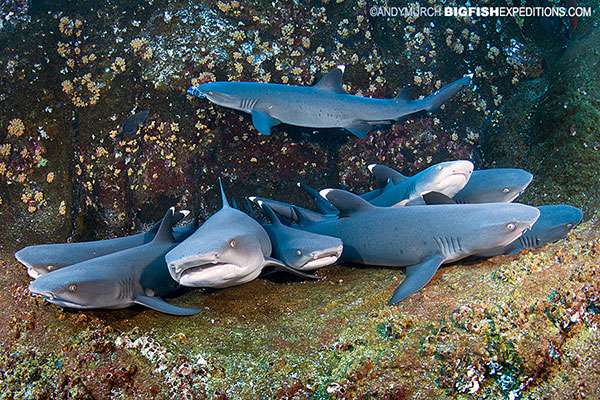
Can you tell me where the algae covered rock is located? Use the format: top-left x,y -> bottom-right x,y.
1,217 -> 598,398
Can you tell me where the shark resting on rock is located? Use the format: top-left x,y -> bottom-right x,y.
293,189 -> 540,305
187,66 -> 473,138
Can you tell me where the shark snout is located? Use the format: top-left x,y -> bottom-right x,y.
28,280 -> 56,300
445,160 -> 474,177
169,252 -> 220,273
516,206 -> 541,232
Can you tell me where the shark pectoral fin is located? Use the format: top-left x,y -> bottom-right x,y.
134,295 -> 200,316
264,257 -> 320,280
422,192 -> 457,205
251,110 -> 280,135
345,121 -> 372,139
389,255 -> 444,305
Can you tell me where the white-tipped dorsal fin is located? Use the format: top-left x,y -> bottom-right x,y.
259,203 -> 282,226
314,67 -> 346,94
320,189 -> 375,217
368,164 -> 407,185
218,178 -> 230,208
153,207 -> 176,243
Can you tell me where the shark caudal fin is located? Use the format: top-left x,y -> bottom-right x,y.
421,74 -> 472,112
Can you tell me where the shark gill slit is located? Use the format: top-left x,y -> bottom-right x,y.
434,236 -> 462,258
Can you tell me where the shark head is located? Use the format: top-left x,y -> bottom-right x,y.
187,82 -> 242,109
273,229 -> 343,271
28,266 -> 124,310
458,168 -> 533,203
15,245 -> 69,279
460,203 -> 541,254
527,205 -> 583,245
166,229 -> 266,288
413,160 -> 474,198
167,179 -> 270,288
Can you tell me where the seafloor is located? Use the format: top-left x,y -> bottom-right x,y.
0,0 -> 598,399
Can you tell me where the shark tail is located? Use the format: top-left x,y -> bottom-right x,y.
421,74 -> 473,112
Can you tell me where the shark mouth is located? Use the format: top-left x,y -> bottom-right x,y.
27,268 -> 41,279
170,258 -> 242,286
29,289 -> 87,309
300,246 -> 343,270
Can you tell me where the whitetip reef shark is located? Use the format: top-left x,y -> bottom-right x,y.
15,213 -> 197,279
367,164 -> 533,204
28,208 -> 201,316
165,179 -> 315,288
187,66 -> 473,138
293,189 -> 540,304
251,200 -> 343,271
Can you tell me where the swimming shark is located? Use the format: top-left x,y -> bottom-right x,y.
294,189 -> 540,304
165,180 -> 309,288
28,208 -> 200,316
366,160 -> 474,207
187,66 -> 473,138
15,214 -> 197,279
369,164 -> 533,204
253,201 -> 343,271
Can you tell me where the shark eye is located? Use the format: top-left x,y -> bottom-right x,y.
296,249 -> 302,256
229,239 -> 237,248
502,187 -> 511,193
68,284 -> 77,292
506,223 -> 516,231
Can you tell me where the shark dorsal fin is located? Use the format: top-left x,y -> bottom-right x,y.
242,198 -> 261,221
423,192 -> 457,205
291,205 -> 317,225
218,178 -> 230,208
395,87 -> 413,102
314,66 -> 346,94
298,182 -> 339,215
320,189 -> 375,217
258,201 -> 282,226
368,164 -> 407,185
153,207 -> 184,243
